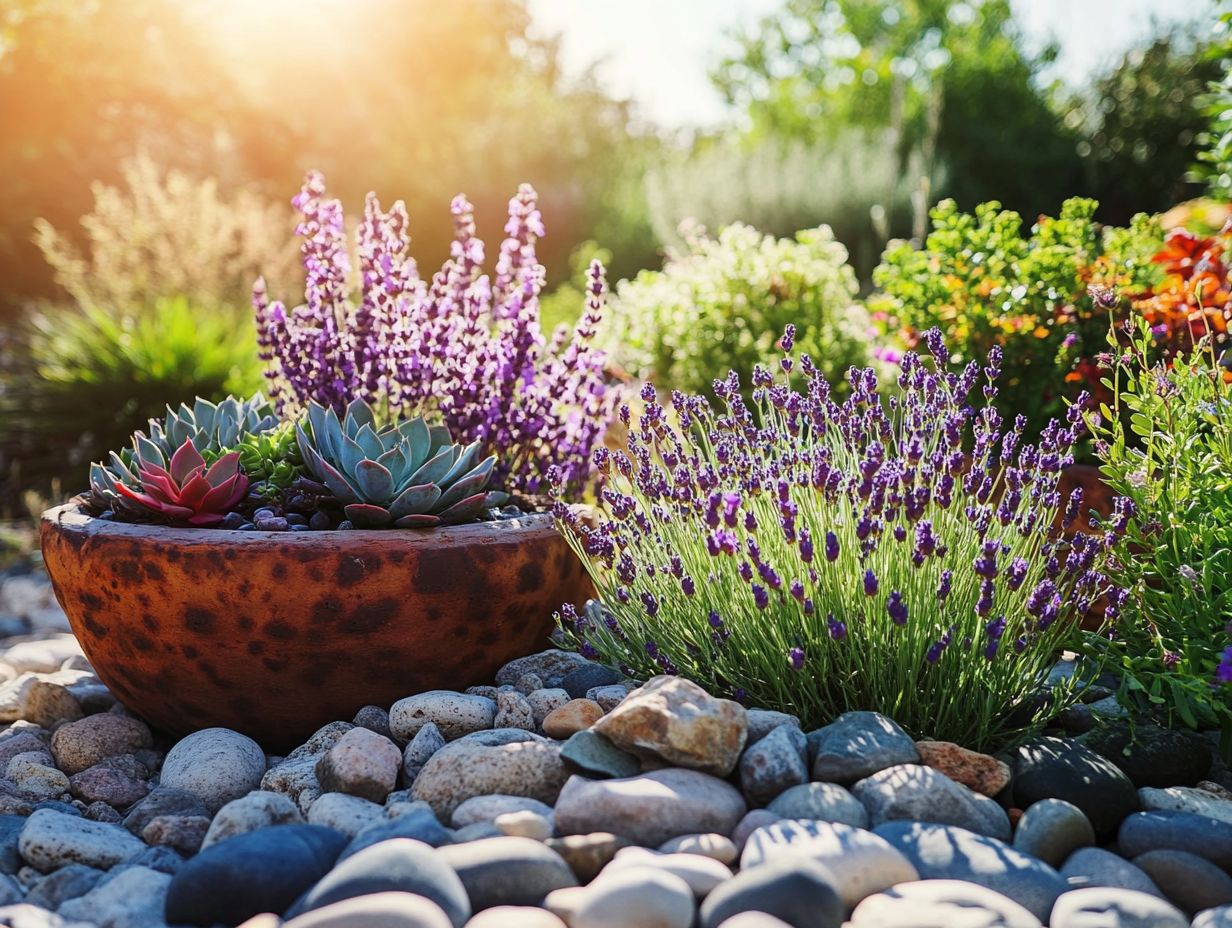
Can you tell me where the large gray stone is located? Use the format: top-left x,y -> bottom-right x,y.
411,731 -> 568,821
740,819 -> 917,911
58,866 -> 171,928
281,891 -> 453,928
1133,849 -> 1232,915
739,727 -> 808,806
556,769 -> 747,848
807,712 -> 918,784
1118,811 -> 1232,870
17,808 -> 145,872
159,728 -> 266,814
764,782 -> 866,827
202,790 -> 305,849
874,821 -> 1067,923
390,692 -> 497,742
1059,847 -> 1164,899
1138,787 -> 1232,825
853,764 -> 1010,840
574,867 -> 696,928
496,651 -> 595,689
284,837 -> 470,928
437,836 -> 577,910
1013,799 -> 1095,867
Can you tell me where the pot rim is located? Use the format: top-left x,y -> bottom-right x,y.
41,501 -> 565,549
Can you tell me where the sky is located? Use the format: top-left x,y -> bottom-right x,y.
526,0 -> 1215,128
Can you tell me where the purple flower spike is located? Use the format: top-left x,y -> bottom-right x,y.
887,591 -> 908,626
788,646 -> 806,671
863,568 -> 879,596
825,531 -> 840,562
1217,647 -> 1232,685
827,614 -> 847,641
258,173 -> 613,496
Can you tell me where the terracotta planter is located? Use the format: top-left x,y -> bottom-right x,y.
40,503 -> 592,750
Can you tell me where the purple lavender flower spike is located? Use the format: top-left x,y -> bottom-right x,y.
827,614 -> 847,641
825,531 -> 840,562
887,591 -> 908,626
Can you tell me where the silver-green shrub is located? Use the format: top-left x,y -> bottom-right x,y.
604,221 -> 871,399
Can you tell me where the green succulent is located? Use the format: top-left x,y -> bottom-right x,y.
89,394 -> 277,516
216,421 -> 303,497
295,399 -> 500,528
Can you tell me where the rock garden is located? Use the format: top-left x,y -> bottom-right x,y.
5,126 -> 1232,928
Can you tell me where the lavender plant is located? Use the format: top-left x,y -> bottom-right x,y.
553,327 -> 1127,749
254,172 -> 613,496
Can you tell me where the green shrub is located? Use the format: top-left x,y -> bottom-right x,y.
1195,14 -> 1232,202
1,156 -> 287,507
0,299 -> 261,505
32,153 -> 300,312
871,198 -> 1163,442
1084,315 -> 1232,733
605,222 -> 870,400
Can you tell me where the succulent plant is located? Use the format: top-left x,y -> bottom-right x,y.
150,395 -> 278,453
295,399 -> 500,528
113,439 -> 250,526
216,421 -> 303,498
89,394 -> 276,517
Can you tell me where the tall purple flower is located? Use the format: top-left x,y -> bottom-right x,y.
887,591 -> 908,626
825,531 -> 840,562
256,173 -> 614,496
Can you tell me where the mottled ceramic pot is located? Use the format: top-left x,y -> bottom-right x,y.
41,503 -> 592,749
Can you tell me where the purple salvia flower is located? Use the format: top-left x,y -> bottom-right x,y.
258,173 -> 612,496
780,324 -> 796,353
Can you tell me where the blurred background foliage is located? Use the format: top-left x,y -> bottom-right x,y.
0,0 -> 1228,510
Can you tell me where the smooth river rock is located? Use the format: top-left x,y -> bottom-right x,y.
555,769 -> 747,847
